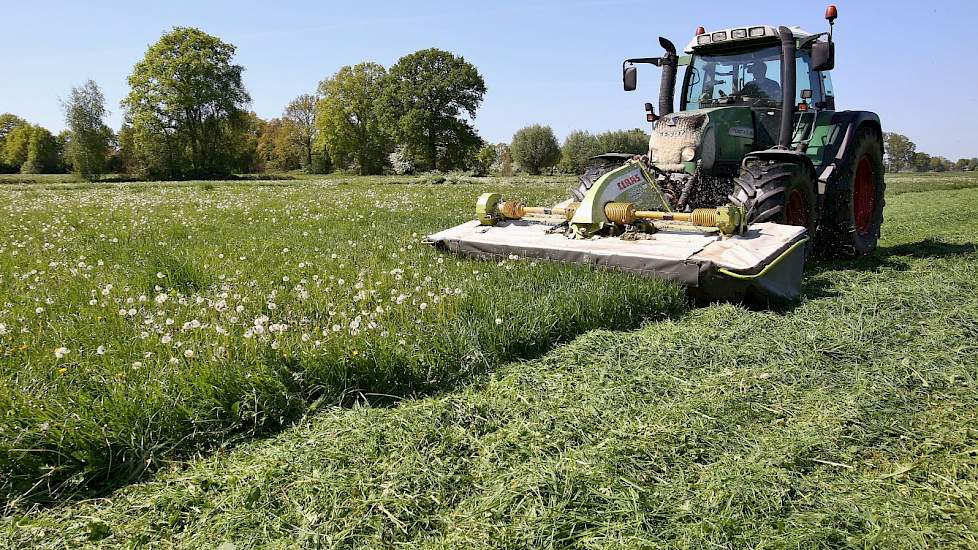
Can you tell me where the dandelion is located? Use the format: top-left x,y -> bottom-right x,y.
161,334 -> 172,344
54,346 -> 69,359
35,307 -> 44,314
58,367 -> 68,375
155,293 -> 168,304
184,349 -> 194,359
495,318 -> 503,325
96,345 -> 106,355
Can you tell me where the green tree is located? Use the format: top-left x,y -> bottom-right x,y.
21,126 -> 59,174
316,63 -> 389,175
510,125 -> 560,175
380,48 -> 486,171
929,156 -> 948,172
3,124 -> 33,170
559,130 -> 602,174
912,152 -> 931,172
122,27 -> 250,179
63,80 -> 113,181
258,117 -> 303,171
230,111 -> 265,173
883,132 -> 916,172
473,144 -> 497,176
0,113 -> 29,172
284,94 -> 318,170
969,158 -> 978,171
597,129 -> 649,155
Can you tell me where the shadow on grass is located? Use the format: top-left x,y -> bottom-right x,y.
799,239 -> 977,301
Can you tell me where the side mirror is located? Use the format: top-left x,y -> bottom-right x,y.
800,89 -> 813,99
811,41 -> 834,71
623,66 -> 637,91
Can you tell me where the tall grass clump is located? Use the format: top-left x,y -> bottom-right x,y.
0,176 -> 685,504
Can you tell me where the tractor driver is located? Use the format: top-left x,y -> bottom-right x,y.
743,62 -> 781,99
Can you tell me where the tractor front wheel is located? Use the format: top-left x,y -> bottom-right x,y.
729,160 -> 817,251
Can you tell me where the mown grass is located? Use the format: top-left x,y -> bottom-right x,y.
0,174 -> 684,505
2,179 -> 976,547
885,170 -> 978,195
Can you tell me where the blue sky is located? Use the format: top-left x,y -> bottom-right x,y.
2,0 -> 976,159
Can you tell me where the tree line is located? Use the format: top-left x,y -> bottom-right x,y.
884,132 -> 977,173
0,26 -> 658,181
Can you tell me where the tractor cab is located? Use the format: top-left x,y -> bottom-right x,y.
681,26 -> 836,151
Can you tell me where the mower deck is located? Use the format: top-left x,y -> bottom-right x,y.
427,220 -> 808,300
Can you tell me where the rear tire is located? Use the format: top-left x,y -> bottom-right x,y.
820,128 -> 885,257
729,160 -> 817,250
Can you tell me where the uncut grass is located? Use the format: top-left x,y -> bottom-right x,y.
0,176 -> 684,504
5,186 -> 976,548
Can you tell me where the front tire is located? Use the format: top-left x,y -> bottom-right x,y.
729,160 -> 817,247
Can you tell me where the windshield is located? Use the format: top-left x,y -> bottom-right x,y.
685,46 -> 784,109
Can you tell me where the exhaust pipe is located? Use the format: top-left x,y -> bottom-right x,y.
658,37 -> 678,116
777,26 -> 796,148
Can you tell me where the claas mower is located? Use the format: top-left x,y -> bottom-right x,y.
428,5 -> 885,300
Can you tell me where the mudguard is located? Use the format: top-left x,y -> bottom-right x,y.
817,111 -> 882,191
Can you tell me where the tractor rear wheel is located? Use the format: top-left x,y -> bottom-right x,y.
820,128 -> 885,257
729,160 -> 817,249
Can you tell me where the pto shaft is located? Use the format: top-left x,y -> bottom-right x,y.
604,202 -> 745,236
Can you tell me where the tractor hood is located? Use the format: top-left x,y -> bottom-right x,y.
649,107 -> 759,174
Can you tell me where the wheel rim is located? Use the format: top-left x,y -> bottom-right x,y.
785,188 -> 810,227
853,156 -> 876,234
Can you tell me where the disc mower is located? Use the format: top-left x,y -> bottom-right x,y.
428,5 -> 885,300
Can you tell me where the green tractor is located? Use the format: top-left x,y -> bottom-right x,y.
429,5 -> 883,300
595,4 -> 885,256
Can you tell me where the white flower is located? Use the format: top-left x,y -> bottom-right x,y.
96,345 -> 106,355
271,341 -> 280,350
35,307 -> 44,314
184,349 -> 194,358
420,303 -> 428,311
155,293 -> 168,304
161,334 -> 172,344
54,347 -> 69,359
495,318 -> 503,325
132,362 -> 142,369
0,323 -> 7,336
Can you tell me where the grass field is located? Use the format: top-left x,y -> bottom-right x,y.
0,174 -> 684,505
2,172 -> 978,547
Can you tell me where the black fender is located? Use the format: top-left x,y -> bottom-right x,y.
818,111 -> 882,190
741,149 -> 817,180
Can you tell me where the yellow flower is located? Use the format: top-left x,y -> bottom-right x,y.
58,367 -> 68,375
351,350 -> 359,357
